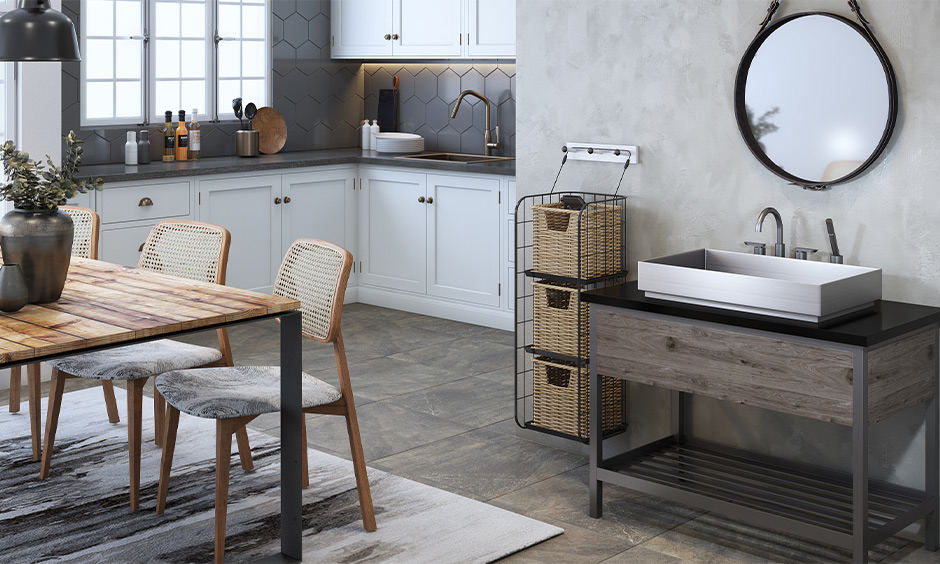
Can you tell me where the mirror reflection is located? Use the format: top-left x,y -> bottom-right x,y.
737,13 -> 896,187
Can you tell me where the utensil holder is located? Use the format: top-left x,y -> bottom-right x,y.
236,129 -> 259,157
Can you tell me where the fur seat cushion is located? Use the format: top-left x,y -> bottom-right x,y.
49,340 -> 223,381
155,366 -> 342,419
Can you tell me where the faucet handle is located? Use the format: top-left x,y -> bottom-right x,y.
487,125 -> 501,149
744,241 -> 766,255
794,247 -> 818,260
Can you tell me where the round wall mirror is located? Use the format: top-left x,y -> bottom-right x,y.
734,12 -> 898,189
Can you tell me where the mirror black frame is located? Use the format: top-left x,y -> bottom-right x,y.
734,12 -> 899,190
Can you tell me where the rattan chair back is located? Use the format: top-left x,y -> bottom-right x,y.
273,239 -> 353,343
138,220 -> 231,285
60,206 -> 100,260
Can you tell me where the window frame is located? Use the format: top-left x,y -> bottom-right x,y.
79,0 -> 271,127
1,62 -> 15,144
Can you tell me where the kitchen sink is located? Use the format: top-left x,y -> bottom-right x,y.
396,152 -> 515,164
637,249 -> 882,323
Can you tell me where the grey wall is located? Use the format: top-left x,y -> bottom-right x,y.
363,62 -> 516,156
518,0 -> 940,491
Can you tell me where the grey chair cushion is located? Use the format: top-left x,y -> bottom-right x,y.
154,366 -> 342,419
49,340 -> 223,381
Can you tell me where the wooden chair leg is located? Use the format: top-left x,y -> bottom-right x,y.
235,426 -> 253,471
215,419 -> 235,564
27,363 -> 42,461
40,369 -> 67,479
301,415 -> 309,488
156,405 -> 181,515
9,366 -> 20,413
154,388 -> 166,447
127,378 -> 146,510
102,381 -> 120,424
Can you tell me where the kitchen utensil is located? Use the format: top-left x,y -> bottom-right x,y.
245,102 -> 257,130
372,132 -> 424,153
253,107 -> 287,154
232,97 -> 243,128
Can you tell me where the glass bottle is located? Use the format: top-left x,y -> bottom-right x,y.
189,108 -> 201,160
162,111 -> 175,162
175,110 -> 189,162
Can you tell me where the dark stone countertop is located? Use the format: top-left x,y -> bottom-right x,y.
583,281 -> 940,348
80,149 -> 516,183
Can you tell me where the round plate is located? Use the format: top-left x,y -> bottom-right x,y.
253,107 -> 287,154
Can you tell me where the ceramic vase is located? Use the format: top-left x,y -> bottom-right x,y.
0,263 -> 29,312
0,209 -> 74,303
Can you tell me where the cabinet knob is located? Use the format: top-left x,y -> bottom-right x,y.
274,197 -> 282,205
384,33 -> 391,40
391,33 -> 399,40
426,196 -> 433,204
138,197 -> 153,207
418,196 -> 425,203
283,196 -> 291,204
138,242 -> 145,252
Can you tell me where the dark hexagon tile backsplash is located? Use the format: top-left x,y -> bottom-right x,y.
62,0 -> 515,165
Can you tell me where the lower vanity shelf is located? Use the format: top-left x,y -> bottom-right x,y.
598,435 -> 932,549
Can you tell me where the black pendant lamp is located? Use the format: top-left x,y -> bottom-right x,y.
0,0 -> 80,61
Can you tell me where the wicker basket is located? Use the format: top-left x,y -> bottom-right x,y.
532,356 -> 626,439
532,201 -> 623,279
532,280 -> 588,358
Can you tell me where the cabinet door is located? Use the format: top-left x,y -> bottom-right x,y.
467,0 -> 515,58
394,0 -> 462,58
198,175 -> 281,294
282,167 -> 357,257
332,0 -> 394,58
426,173 -> 500,306
99,224 -> 156,267
359,168 -> 427,293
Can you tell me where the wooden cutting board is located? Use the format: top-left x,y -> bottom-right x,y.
253,107 -> 287,154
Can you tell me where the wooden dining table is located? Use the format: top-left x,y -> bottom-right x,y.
1,257 -> 306,560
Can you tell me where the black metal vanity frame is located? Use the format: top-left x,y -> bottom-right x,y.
585,283 -> 940,563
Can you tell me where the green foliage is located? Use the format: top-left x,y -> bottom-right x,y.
1,131 -> 103,211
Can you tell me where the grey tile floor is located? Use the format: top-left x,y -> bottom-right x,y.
4,303 -> 940,563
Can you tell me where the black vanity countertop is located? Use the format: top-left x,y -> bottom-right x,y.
79,149 -> 516,183
583,281 -> 940,348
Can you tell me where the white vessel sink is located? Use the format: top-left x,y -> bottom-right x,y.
637,249 -> 882,323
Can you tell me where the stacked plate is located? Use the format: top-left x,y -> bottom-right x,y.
374,132 -> 424,154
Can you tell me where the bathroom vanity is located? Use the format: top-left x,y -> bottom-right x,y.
584,282 -> 940,562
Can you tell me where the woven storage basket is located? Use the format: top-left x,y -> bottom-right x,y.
532,280 -> 588,358
532,356 -> 625,439
532,201 -> 623,279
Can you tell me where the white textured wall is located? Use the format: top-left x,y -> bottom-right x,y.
518,0 -> 940,490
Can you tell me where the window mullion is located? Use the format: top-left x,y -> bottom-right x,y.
211,0 -> 219,121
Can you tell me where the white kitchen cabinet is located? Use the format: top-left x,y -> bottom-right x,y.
426,173 -> 500,306
97,178 -> 194,266
359,167 -> 501,309
467,0 -> 516,58
198,174 -> 282,293
198,166 -> 357,294
332,0 -> 511,59
358,168 -> 427,293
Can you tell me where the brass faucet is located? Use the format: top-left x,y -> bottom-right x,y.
450,89 -> 501,156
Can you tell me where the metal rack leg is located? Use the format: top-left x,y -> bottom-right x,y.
852,348 -> 870,563
589,311 -> 602,518
927,326 -> 940,551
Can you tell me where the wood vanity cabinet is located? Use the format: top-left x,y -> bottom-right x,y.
331,0 -> 514,59
584,285 -> 940,563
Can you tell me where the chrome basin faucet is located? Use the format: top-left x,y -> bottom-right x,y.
451,89 -> 501,156
756,207 -> 786,257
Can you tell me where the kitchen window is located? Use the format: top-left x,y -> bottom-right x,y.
0,62 -> 12,143
80,0 -> 270,127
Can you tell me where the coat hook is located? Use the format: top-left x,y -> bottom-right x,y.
587,147 -> 594,154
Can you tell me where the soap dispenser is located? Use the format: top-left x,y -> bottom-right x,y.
370,119 -> 380,149
361,120 -> 371,150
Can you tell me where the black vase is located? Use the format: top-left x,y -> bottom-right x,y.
0,209 -> 74,303
0,263 -> 29,312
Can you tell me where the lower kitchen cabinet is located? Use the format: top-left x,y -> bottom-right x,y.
197,166 -> 357,294
359,166 -> 502,310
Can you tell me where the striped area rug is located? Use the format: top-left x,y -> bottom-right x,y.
1,387 -> 562,563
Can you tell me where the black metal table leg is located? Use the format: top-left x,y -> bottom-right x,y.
280,311 -> 303,560
589,310 -> 602,518
853,348 -> 870,564
926,326 -> 940,552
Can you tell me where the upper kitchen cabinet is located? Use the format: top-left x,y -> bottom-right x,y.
331,0 -> 514,59
467,0 -> 515,58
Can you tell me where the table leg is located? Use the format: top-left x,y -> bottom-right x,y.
280,311 -> 303,559
589,310 -> 602,518
852,348 -> 870,564
926,326 -> 940,551
27,364 -> 41,461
